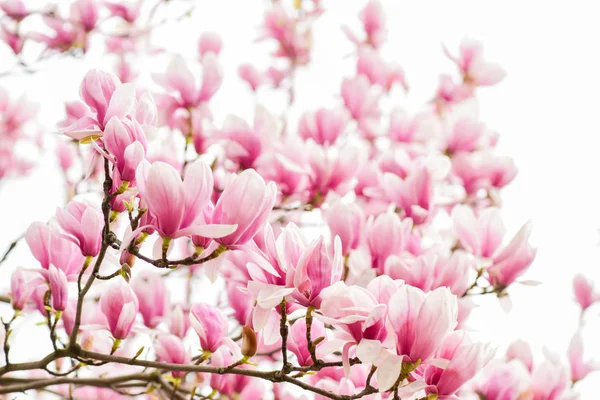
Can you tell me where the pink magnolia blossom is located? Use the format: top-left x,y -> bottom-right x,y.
529,360 -> 572,400
505,339 -> 534,372
292,236 -> 343,308
0,24 -> 23,54
154,334 -> 190,378
573,274 -> 600,312
25,222 -> 84,276
70,0 -> 99,32
135,159 -> 237,239
238,64 -> 265,92
423,331 -> 495,398
445,116 -> 486,153
0,0 -> 28,21
10,268 -> 41,310
167,304 -> 190,339
30,16 -> 85,53
365,211 -> 413,273
56,201 -> 103,257
343,0 -> 386,48
99,279 -> 139,340
357,47 -> 407,92
103,117 -> 147,182
153,54 -> 222,109
451,205 -> 505,258
63,70 -> 137,137
382,168 -> 433,225
325,201 -> 364,256
220,107 -> 278,169
105,1 -> 141,23
444,38 -> 507,87
189,303 -> 228,353
131,270 -> 169,328
475,360 -> 531,400
288,317 -> 326,367
48,265 -> 69,312
261,4 -> 311,63
211,169 -> 277,246
385,251 -> 473,296
568,331 -> 597,382
387,109 -> 423,144
198,31 -> 222,57
451,151 -> 517,195
298,108 -> 349,146
487,222 -> 537,289
388,285 -> 457,364
341,75 -> 380,124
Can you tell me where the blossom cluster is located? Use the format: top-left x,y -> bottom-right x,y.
0,1 -> 597,399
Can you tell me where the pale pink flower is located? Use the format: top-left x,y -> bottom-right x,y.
387,109 -> 422,143
100,279 -> 139,339
238,64 -> 265,92
0,24 -> 23,54
341,75 -> 380,123
154,334 -> 190,378
342,0 -> 386,48
451,151 -> 517,195
221,107 -> 278,169
10,268 -> 41,310
451,205 -> 505,258
475,360 -> 531,400
167,304 -> 190,339
48,265 -> 69,312
198,31 -> 222,57
573,274 -> 600,312
385,251 -> 473,296
105,1 -> 141,23
357,47 -> 407,91
189,303 -> 228,353
288,317 -> 326,367
423,331 -> 495,397
25,222 -> 84,276
444,38 -> 506,87
487,222 -> 537,288
325,201 -> 364,256
153,54 -> 222,109
388,286 -> 457,363
568,331 -> 597,382
70,0 -> 99,32
446,116 -> 485,153
211,169 -> 276,246
254,137 -> 308,198
298,108 -> 348,146
382,168 -> 433,225
56,201 -> 103,257
506,339 -> 534,372
29,16 -> 85,53
0,0 -> 28,21
103,117 -> 147,182
530,360 -> 571,400
131,270 -> 169,328
135,159 -> 237,239
365,211 -> 412,273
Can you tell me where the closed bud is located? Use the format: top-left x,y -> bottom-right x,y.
241,326 -> 257,357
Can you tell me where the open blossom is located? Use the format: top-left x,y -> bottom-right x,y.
341,75 -> 380,124
424,331 -> 495,398
451,205 -> 505,258
105,1 -> 141,23
298,108 -> 348,146
153,54 -> 222,109
487,222 -> 537,288
0,0 -> 28,21
56,201 -> 103,257
383,168 -> 433,225
189,303 -> 229,353
365,211 -> 413,273
325,201 -> 364,256
25,222 -> 84,276
131,270 -> 169,328
357,47 -> 407,92
475,360 -> 531,400
292,236 -> 343,308
343,0 -> 386,48
136,160 -> 237,239
10,268 -> 41,310
451,151 -> 517,195
211,169 -> 277,246
444,37 -> 506,87
198,31 -> 222,57
506,339 -> 534,372
99,279 -> 139,340
63,70 -> 136,136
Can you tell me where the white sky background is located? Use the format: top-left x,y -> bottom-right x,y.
1,0 -> 600,397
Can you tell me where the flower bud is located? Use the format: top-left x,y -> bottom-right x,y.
241,325 -> 257,357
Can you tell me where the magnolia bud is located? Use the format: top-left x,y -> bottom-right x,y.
241,326 -> 257,357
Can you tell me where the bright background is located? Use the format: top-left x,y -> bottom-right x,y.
1,0 -> 600,397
